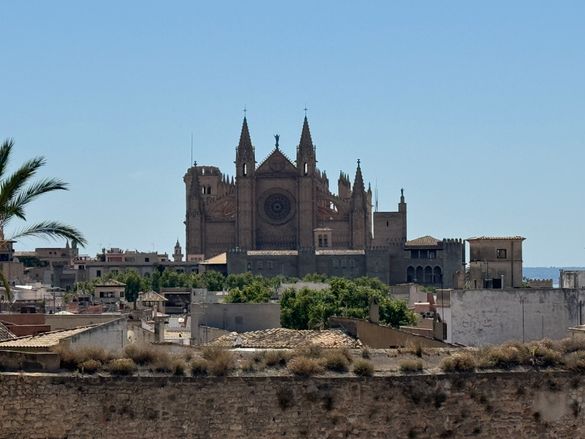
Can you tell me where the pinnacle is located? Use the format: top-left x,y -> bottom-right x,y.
238,116 -> 253,151
352,159 -> 365,194
299,116 -> 314,151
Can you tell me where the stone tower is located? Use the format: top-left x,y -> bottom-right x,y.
235,117 -> 256,249
173,240 -> 183,262
296,116 -> 317,248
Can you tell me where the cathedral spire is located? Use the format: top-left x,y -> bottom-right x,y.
353,159 -> 365,194
299,116 -> 314,153
297,115 -> 316,176
238,116 -> 253,153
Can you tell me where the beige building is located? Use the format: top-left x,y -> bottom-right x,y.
467,236 -> 525,288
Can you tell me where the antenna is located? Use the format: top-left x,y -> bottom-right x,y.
190,132 -> 194,166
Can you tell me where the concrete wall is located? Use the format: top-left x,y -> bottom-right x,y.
329,317 -> 448,348
446,288 -> 585,346
2,372 -> 585,438
191,303 -> 280,341
46,314 -> 122,330
64,318 -> 127,353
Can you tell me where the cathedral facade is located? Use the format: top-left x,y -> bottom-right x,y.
185,116 -> 464,286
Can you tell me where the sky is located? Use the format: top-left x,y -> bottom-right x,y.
1,1 -> 584,266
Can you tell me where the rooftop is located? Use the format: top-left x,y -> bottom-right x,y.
137,291 -> 168,302
405,236 -> 440,247
0,325 -> 97,350
0,322 -> 16,341
94,280 -> 126,287
200,252 -> 227,265
208,328 -> 361,349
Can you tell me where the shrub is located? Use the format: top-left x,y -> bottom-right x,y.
53,346 -> 79,370
407,342 -> 424,358
440,352 -> 476,373
399,359 -> 423,373
560,337 -> 585,354
361,348 -> 371,359
241,358 -> 258,372
124,344 -> 159,365
566,351 -> 585,373
322,350 -> 350,373
264,350 -> 291,367
353,359 -> 374,377
109,358 -> 137,376
191,359 -> 209,376
476,343 -> 529,370
78,359 -> 101,374
287,357 -> 324,376
150,351 -> 173,373
171,358 -> 187,376
294,344 -> 323,360
206,349 -> 234,376
75,346 -> 110,364
529,345 -> 563,368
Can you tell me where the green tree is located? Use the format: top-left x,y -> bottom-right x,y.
201,270 -> 225,291
121,270 -> 142,303
0,139 -> 86,300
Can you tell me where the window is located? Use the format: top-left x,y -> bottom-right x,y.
318,236 -> 323,247
96,270 -> 102,277
243,163 -> 248,176
323,235 -> 328,247
496,249 -> 507,259
145,257 -> 150,263
303,162 -> 308,175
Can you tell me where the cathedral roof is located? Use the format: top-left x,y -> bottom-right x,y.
256,148 -> 297,175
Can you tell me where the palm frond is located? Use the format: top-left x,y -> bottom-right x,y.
0,156 -> 45,217
0,139 -> 14,181
3,178 -> 68,221
10,221 -> 87,246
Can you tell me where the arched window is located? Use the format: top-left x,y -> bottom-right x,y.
407,266 -> 415,282
243,163 -> 248,176
433,266 -> 442,284
424,266 -> 433,284
201,187 -> 205,194
207,186 -> 212,195
415,266 -> 423,283
303,162 -> 308,175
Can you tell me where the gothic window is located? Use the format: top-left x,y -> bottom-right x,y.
303,162 -> 308,175
318,236 -> 323,247
433,267 -> 442,284
201,187 -> 206,194
243,163 -> 248,176
415,266 -> 423,283
207,186 -> 212,195
407,266 -> 415,282
324,235 -> 328,247
424,266 -> 433,284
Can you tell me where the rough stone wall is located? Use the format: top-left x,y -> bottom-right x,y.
1,372 -> 585,438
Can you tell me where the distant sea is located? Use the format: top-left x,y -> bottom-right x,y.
523,267 -> 585,287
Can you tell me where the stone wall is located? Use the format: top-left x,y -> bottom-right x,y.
1,372 -> 585,438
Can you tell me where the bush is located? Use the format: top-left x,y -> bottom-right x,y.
171,358 -> 187,376
294,344 -> 323,360
353,359 -> 374,377
287,357 -> 324,376
529,345 -> 563,368
124,344 -> 160,365
109,358 -> 137,376
399,359 -> 423,373
150,351 -> 173,373
440,352 -> 476,373
361,348 -> 371,359
476,343 -> 529,370
191,359 -> 209,376
78,359 -> 101,374
560,337 -> 585,354
205,349 -> 234,376
264,350 -> 291,367
407,342 -> 424,358
322,350 -> 350,373
565,352 -> 585,373
75,346 -> 110,364
53,346 -> 79,371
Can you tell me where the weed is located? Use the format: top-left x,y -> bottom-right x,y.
190,359 -> 209,376
109,358 -> 136,376
322,350 -> 350,373
399,359 -> 423,373
78,359 -> 101,374
440,352 -> 476,373
352,359 -> 374,377
287,357 -> 324,376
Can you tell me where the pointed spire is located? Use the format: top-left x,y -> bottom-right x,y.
299,116 -> 314,151
400,188 -> 405,203
353,159 -> 364,193
238,116 -> 253,152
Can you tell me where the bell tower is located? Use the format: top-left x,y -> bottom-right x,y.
235,116 -> 256,249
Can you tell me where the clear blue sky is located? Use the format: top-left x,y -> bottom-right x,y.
1,1 -> 584,266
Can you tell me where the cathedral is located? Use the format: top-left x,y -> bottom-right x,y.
185,116 -> 464,286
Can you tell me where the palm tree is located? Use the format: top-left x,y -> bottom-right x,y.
0,138 -> 86,302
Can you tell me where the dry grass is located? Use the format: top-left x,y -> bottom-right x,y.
204,348 -> 234,376
527,343 -> 563,368
322,350 -> 351,373
352,359 -> 374,377
78,359 -> 101,374
406,342 -> 424,358
108,358 -> 136,376
476,343 -> 529,370
440,352 -> 476,373
560,337 -> 585,354
287,356 -> 324,376
124,344 -> 160,365
565,351 -> 585,373
294,344 -> 323,360
263,350 -> 291,367
399,359 -> 423,374
190,359 -> 209,376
